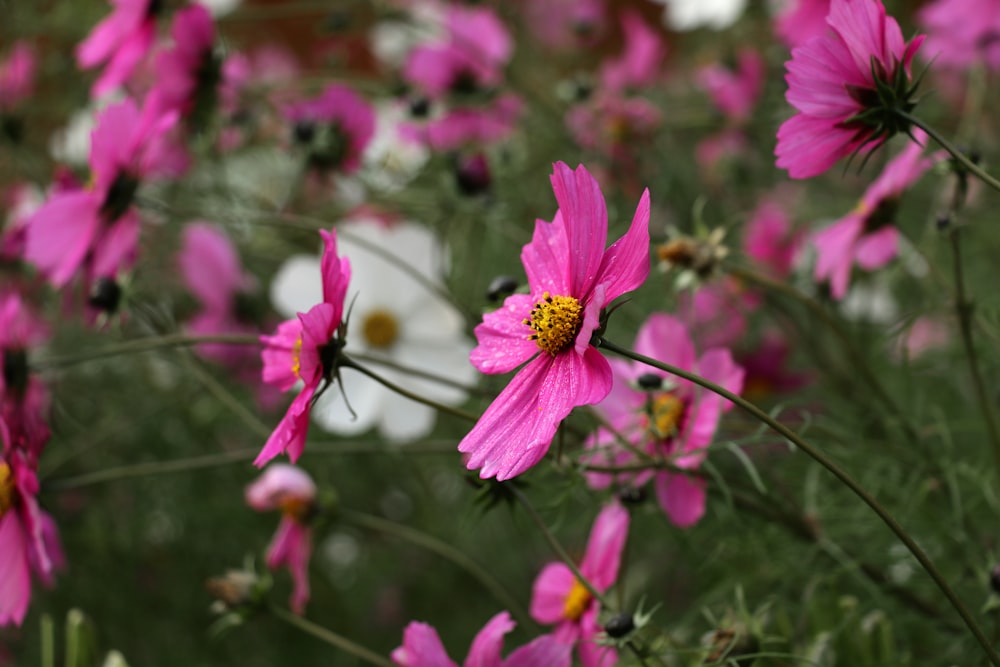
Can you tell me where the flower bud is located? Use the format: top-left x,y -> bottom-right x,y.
604,612 -> 635,638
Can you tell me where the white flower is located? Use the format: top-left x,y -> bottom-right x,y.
194,0 -> 242,17
652,0 -> 747,31
270,218 -> 475,442
361,103 -> 429,193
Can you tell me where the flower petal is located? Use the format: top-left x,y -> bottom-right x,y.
529,562 -> 575,624
549,163 -> 608,297
593,188 -> 650,303
464,611 -> 514,667
470,294 -> 539,375
392,622 -> 458,667
655,471 -> 707,528
579,502 -> 629,590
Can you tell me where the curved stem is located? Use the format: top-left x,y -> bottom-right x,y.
32,334 -> 261,370
898,111 -> 1000,193
509,486 -> 614,612
270,606 -> 395,667
351,352 -> 484,395
339,509 -> 536,632
341,356 -> 479,423
597,337 -> 1000,666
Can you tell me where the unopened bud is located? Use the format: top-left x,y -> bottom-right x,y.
455,153 -> 491,196
89,277 -> 122,314
604,613 -> 635,638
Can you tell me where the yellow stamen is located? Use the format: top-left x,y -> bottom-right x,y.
362,309 -> 400,349
650,393 -> 684,440
291,336 -> 304,379
0,462 -> 14,517
562,579 -> 592,621
524,292 -> 583,356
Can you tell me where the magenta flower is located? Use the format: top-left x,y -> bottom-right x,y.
76,0 -> 160,98
773,0 -> 830,49
530,502 -> 628,667
0,445 -> 64,627
918,0 -> 1000,71
697,49 -> 765,124
245,464 -> 317,615
598,10 -> 666,93
813,129 -> 941,299
583,315 -> 744,527
258,229 -> 350,466
743,198 -> 804,280
0,292 -> 51,464
775,0 -> 925,179
392,611 -> 570,667
0,42 -> 36,111
284,85 -> 375,174
458,162 -> 650,481
402,94 -> 523,151
147,5 -> 217,119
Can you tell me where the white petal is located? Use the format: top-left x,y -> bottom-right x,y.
270,255 -> 323,318
311,369 -> 382,435
377,389 -> 438,442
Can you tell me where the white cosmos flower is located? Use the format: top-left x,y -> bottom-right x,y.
652,0 -> 746,31
270,218 -> 475,442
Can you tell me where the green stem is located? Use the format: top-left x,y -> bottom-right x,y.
948,229 -> 1000,480
342,357 -> 479,423
510,486 -> 614,612
32,334 -> 261,370
597,337 -> 1000,666
270,606 -> 395,667
340,509 -> 536,632
352,352 -> 484,395
899,111 -> 1000,194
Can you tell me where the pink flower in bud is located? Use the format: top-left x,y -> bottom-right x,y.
393,611 -> 570,667
245,464 -> 316,615
76,0 -> 161,98
0,42 -> 36,111
530,502 -> 628,667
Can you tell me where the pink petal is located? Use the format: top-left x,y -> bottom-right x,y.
579,502 -> 629,590
549,163 -> 608,298
265,518 -> 312,614
655,471 -> 707,528
25,191 -> 102,287
392,622 -> 458,667
319,229 -> 351,322
0,513 -> 30,626
464,611 -> 514,667
813,214 -> 864,299
521,214 -> 572,297
245,464 -> 316,511
593,188 -> 650,304
91,20 -> 156,98
633,313 -> 696,391
90,208 -> 141,277
853,225 -> 898,270
179,223 -> 249,311
254,382 -> 316,466
776,114 -> 866,180
529,562 -> 575,624
577,608 -> 618,667
501,634 -> 572,667
261,318 -> 305,391
470,294 -> 539,374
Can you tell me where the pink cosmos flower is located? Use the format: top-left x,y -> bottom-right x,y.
813,129 -> 941,299
521,0 -> 605,52
697,49 -> 765,124
566,95 -> 661,164
401,94 -> 523,151
676,278 -> 755,351
0,42 -> 36,111
284,85 -> 375,175
458,162 -> 650,481
245,464 -> 317,615
583,314 -> 744,527
1,184 -> 43,262
775,0 -> 925,179
392,611 -> 571,667
530,502 -> 628,667
147,5 -> 217,119
918,0 -> 1000,71
0,444 -> 64,627
743,199 -> 804,280
25,97 -> 182,288
257,229 -> 350,466
773,0 -> 830,49
76,0 -> 160,98
0,292 -> 51,464
599,11 -> 666,93
738,330 -> 810,400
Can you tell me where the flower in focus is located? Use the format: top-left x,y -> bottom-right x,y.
772,0 -> 830,49
76,0 -> 161,98
775,0 -> 925,179
530,502 -> 628,667
459,162 -> 650,481
812,129 -> 941,299
583,314 -> 744,527
918,0 -> 1000,71
392,611 -> 570,667
270,218 -> 475,442
258,229 -> 350,466
245,464 -> 317,615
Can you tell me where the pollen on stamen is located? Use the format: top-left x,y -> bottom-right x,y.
0,461 -> 14,517
525,291 -> 583,355
290,336 -> 304,379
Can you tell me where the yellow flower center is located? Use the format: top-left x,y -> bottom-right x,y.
363,309 -> 399,349
277,495 -> 313,523
524,292 -> 583,356
291,335 -> 304,379
562,578 -> 592,621
650,393 -> 684,440
0,462 -> 14,518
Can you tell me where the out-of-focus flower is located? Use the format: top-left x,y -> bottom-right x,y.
392,611 -> 571,667
459,163 -> 650,480
743,198 -> 804,280
652,0 -> 747,31
0,42 -> 36,112
0,292 -> 51,463
775,0 -> 925,179
147,5 -> 218,122
284,85 -> 375,175
76,0 -> 161,98
258,229 -> 350,466
599,11 -> 667,93
194,0 -> 242,17
812,130 -> 941,299
697,49 -> 764,124
270,218 -> 475,442
245,464 -> 317,614
772,0 -> 830,49
0,445 -> 64,627
893,316 -> 950,360
738,329 -> 810,400
530,502 -> 629,667
401,93 -> 523,152
676,277 -> 754,351
918,0 -> 1000,71
584,314 -> 744,527
1,184 -> 43,262
361,103 -> 429,192
520,0 -> 606,52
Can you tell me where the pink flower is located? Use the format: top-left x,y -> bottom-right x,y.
0,292 -> 51,464
0,446 -> 64,627
599,11 -> 666,93
392,611 -> 571,667
775,0 -> 925,179
529,502 -> 628,667
147,5 -> 217,119
566,95 -> 661,163
402,94 -> 522,151
773,0 -> 830,49
257,230 -> 350,466
245,464 -> 317,614
743,199 -> 804,280
284,85 -> 375,174
813,129 -> 941,299
696,49 -> 765,124
458,162 -> 650,481
521,0 -> 606,52
676,278 -> 754,351
918,0 -> 1000,71
583,314 -> 744,527
0,42 -> 36,111
76,0 -> 160,98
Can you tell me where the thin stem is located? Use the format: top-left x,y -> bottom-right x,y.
270,606 -> 395,667
899,111 -> 1000,193
342,357 -> 479,423
597,337 -> 1000,666
32,334 -> 261,370
351,352 -> 484,395
948,229 -> 1000,480
339,509 -> 536,632
509,486 -> 613,612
